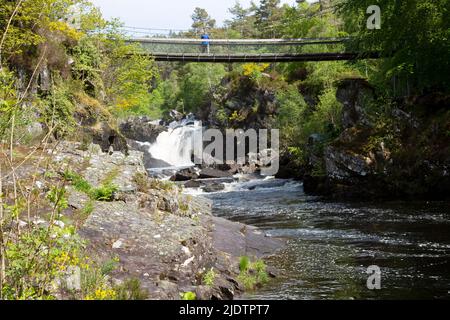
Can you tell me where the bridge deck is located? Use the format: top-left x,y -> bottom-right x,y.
149,52 -> 379,63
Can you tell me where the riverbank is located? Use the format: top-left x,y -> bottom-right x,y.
39,141 -> 284,299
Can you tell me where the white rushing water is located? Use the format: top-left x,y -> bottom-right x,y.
148,118 -> 202,167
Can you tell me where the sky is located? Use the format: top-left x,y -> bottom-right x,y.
90,0 -> 305,32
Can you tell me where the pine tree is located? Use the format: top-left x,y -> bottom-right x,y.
191,7 -> 216,35
255,0 -> 282,38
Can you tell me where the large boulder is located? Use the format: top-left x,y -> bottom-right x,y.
119,117 -> 166,143
170,167 -> 200,181
81,121 -> 128,154
199,168 -> 233,179
202,183 -> 225,193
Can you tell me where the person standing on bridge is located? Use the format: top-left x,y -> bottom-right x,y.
200,32 -> 210,54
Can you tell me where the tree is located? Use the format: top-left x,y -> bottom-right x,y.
225,1 -> 257,38
179,63 -> 226,113
0,0 -> 81,66
340,0 -> 450,94
191,7 -> 216,35
255,0 -> 282,38
229,1 -> 248,22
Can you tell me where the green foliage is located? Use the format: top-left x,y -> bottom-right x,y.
71,36 -> 104,96
115,278 -> 148,300
178,63 -> 226,113
191,7 -> 216,34
106,45 -> 158,117
3,218 -> 84,299
90,183 -> 118,202
0,0 -> 79,59
276,85 -> 308,147
202,268 -> 217,287
340,0 -> 450,93
46,186 -> 69,215
0,69 -> 18,138
239,256 -> 250,272
180,291 -> 197,300
80,257 -> 120,300
225,1 -> 257,38
78,200 -> 95,221
63,170 -> 118,202
311,88 -> 343,136
38,76 -> 77,137
63,170 -> 92,194
255,0 -> 283,38
237,257 -> 269,291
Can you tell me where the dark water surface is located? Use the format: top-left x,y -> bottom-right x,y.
204,178 -> 450,300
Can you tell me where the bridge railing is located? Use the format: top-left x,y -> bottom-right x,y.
127,37 -> 350,55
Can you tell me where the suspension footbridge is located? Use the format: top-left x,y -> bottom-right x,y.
126,37 -> 379,63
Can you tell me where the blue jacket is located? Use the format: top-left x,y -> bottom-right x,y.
201,34 -> 210,46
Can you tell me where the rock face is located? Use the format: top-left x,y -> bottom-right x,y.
197,76 -> 277,130
275,150 -> 304,180
304,82 -> 450,200
53,142 -> 284,300
119,117 -> 166,143
324,145 -> 374,180
336,78 -> 374,129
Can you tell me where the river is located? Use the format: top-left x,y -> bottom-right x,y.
203,177 -> 450,300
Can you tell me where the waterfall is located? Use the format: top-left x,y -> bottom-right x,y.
148,118 -> 202,167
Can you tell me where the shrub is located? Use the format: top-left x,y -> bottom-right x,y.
115,278 -> 148,300
237,257 -> 269,291
91,183 -> 118,202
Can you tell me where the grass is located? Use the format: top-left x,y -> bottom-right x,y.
239,256 -> 250,272
63,170 -> 92,194
202,268 -> 217,287
102,167 -> 120,185
179,200 -> 189,213
73,199 -> 95,226
133,172 -> 175,192
237,256 -> 269,291
63,169 -> 118,202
